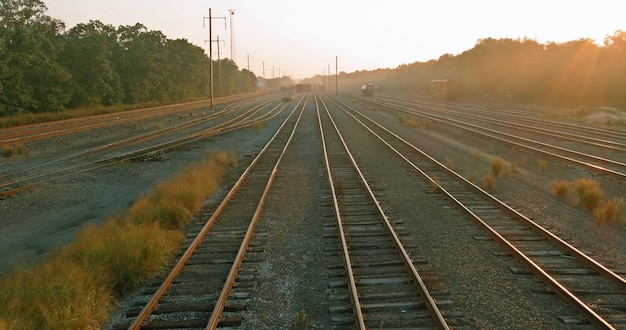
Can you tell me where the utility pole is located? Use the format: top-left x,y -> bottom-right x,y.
228,9 -> 236,66
246,54 -> 252,87
203,9 -> 226,109
328,64 -> 330,91
335,56 -> 338,96
216,35 -> 225,96
262,61 -> 266,89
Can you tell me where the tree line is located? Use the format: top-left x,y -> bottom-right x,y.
0,0 -> 256,116
327,32 -> 626,107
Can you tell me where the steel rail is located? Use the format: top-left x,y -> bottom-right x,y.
319,94 -> 451,329
128,95 -> 305,329
1,97 -> 288,198
315,94 -> 367,329
363,97 -> 626,178
205,93 -> 307,329
330,96 -> 621,329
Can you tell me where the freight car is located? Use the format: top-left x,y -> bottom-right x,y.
296,83 -> 312,93
361,83 -> 374,97
430,79 -> 459,100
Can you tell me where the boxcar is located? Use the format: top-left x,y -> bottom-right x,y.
430,80 -> 459,100
361,83 -> 374,97
296,83 -> 312,93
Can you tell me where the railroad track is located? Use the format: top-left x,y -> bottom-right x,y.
316,94 -> 456,328
0,95 -> 288,198
359,94 -> 626,178
109,94 -> 307,329
0,93 -> 264,145
329,95 -> 626,328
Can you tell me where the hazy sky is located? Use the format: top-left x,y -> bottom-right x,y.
44,0 -> 624,80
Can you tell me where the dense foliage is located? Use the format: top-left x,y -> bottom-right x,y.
0,0 -> 256,116
315,34 -> 626,107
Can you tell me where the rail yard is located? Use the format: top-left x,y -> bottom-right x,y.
1,90 -> 625,329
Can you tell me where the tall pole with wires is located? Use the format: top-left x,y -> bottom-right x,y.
204,9 -> 225,109
229,9 -> 236,66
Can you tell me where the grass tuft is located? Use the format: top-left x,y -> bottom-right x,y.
482,173 -> 496,189
490,157 -> 504,178
573,178 -> 603,212
593,198 -> 624,226
551,180 -> 570,197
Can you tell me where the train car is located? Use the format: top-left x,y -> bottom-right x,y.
430,79 -> 459,100
280,85 -> 294,101
361,83 -> 374,97
295,83 -> 312,93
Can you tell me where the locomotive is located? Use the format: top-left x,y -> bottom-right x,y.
361,83 -> 374,97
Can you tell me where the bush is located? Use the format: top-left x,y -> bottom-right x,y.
490,157 -> 504,177
482,173 -> 496,189
573,178 -> 603,212
551,180 -> 570,197
593,198 -> 624,225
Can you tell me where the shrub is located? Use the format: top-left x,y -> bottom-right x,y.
490,157 -> 504,177
1,145 -> 13,158
467,170 -> 479,183
593,198 -> 624,225
551,180 -> 570,197
573,178 -> 603,212
1,144 -> 25,158
538,159 -> 548,172
482,173 -> 496,189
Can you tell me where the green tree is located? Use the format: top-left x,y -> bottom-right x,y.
0,0 -> 70,115
60,20 -> 123,107
112,23 -> 170,104
165,39 -> 210,100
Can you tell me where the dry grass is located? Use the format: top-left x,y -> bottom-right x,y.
593,198 -> 624,226
482,173 -> 496,189
551,180 -> 570,197
398,116 -> 420,128
573,178 -> 603,212
467,170 -> 479,183
0,151 -> 237,329
490,157 -> 504,178
1,143 -> 25,158
445,156 -> 454,170
538,159 -> 548,172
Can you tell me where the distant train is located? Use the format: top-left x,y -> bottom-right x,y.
296,83 -> 312,93
430,79 -> 459,100
361,83 -> 374,97
280,85 -> 294,101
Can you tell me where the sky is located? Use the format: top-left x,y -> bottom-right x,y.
43,0 -> 624,80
